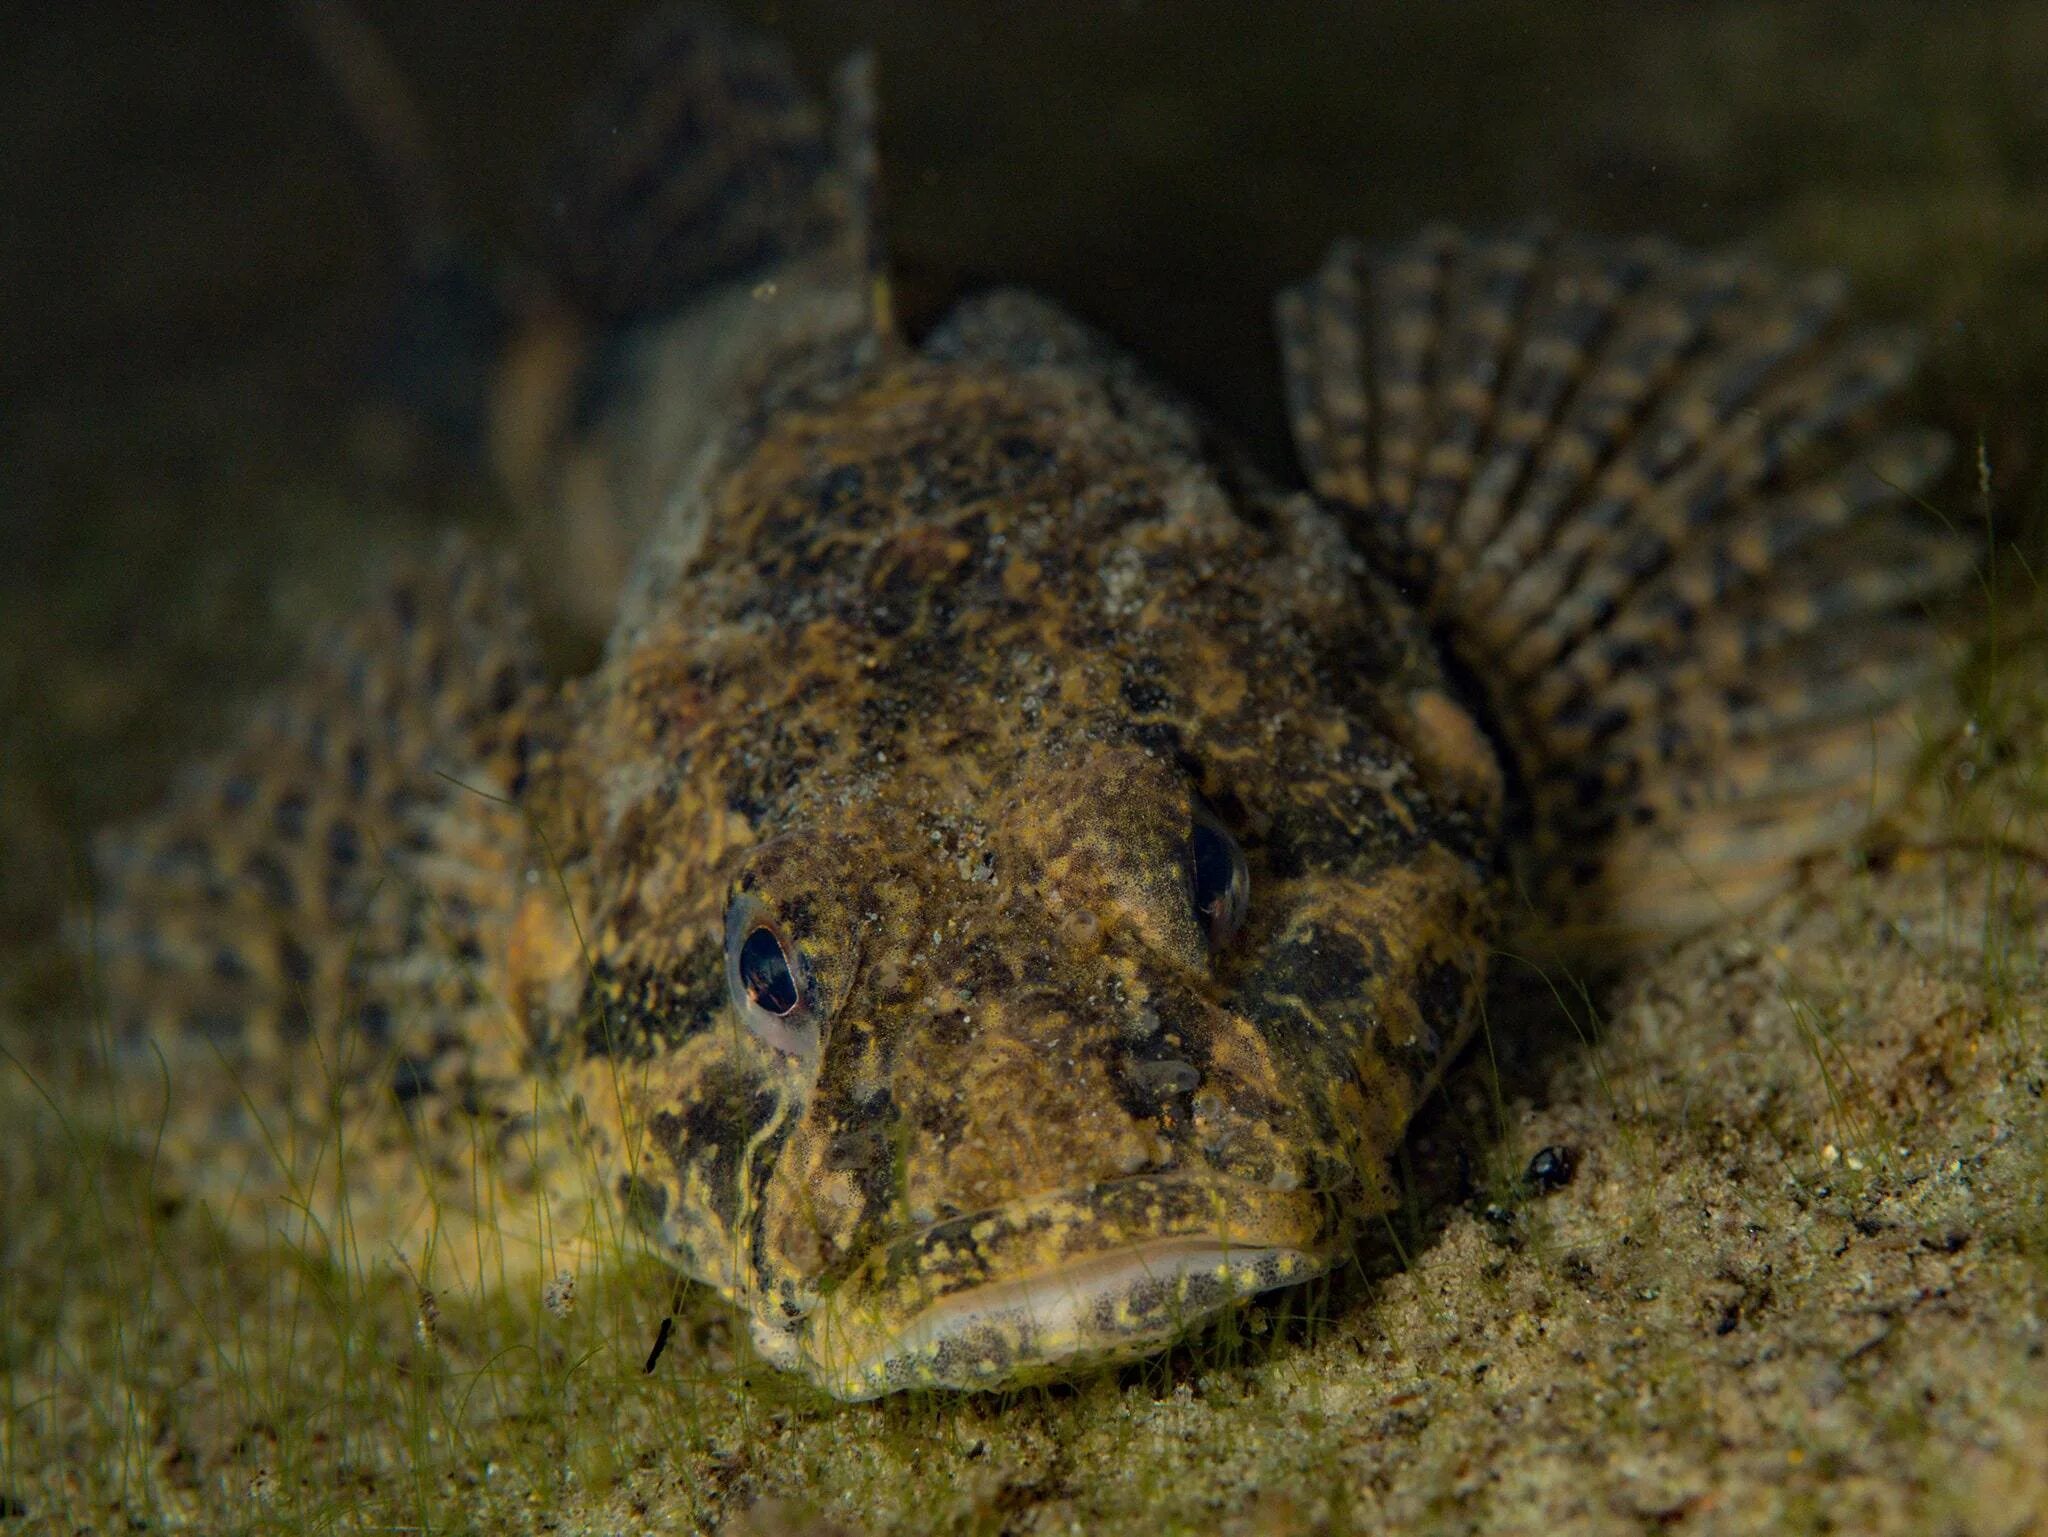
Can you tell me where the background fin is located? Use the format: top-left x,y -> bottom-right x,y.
294,0 -> 511,453
499,8 -> 889,641
81,539 -> 600,1288
1278,229 -> 1971,946
300,3 -> 888,640
527,4 -> 877,329
292,0 -> 448,257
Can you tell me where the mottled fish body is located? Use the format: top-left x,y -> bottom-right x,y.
87,10 -> 1965,1398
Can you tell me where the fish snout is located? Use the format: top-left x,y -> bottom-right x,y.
789,1172 -> 1337,1398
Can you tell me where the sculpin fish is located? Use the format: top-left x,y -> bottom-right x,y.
86,9 -> 1968,1398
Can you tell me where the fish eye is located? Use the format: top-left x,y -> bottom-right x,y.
723,893 -> 818,1059
1189,804 -> 1250,949
739,926 -> 800,1015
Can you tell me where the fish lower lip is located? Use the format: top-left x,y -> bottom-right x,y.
793,1175 -> 1337,1399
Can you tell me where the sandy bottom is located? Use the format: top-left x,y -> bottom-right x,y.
5,751 -> 2044,1534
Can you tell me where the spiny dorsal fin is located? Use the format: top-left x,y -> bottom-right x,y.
300,1 -> 892,630
528,5 -> 882,333
497,10 -> 892,641
81,537 -> 602,1287
1277,228 -> 1970,945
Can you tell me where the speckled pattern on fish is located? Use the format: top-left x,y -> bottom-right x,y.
82,8 -> 1969,1398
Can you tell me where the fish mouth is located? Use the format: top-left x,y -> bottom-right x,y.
780,1174 -> 1339,1400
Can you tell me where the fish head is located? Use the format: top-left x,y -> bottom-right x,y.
575,355 -> 1500,1396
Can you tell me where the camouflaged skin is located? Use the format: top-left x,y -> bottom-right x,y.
89,11 -> 1968,1402
90,272 -> 1505,1397
522,294 -> 1505,1394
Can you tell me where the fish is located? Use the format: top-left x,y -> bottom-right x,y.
82,7 -> 1969,1399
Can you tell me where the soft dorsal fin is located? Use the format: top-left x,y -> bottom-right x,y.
1277,228 -> 1970,945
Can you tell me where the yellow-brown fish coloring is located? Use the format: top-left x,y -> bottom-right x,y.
86,10 -> 1968,1398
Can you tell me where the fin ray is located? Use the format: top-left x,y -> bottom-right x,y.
83,539 -> 596,1284
1277,231 -> 1971,942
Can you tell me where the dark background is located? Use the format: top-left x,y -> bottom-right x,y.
6,0 -> 2048,975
